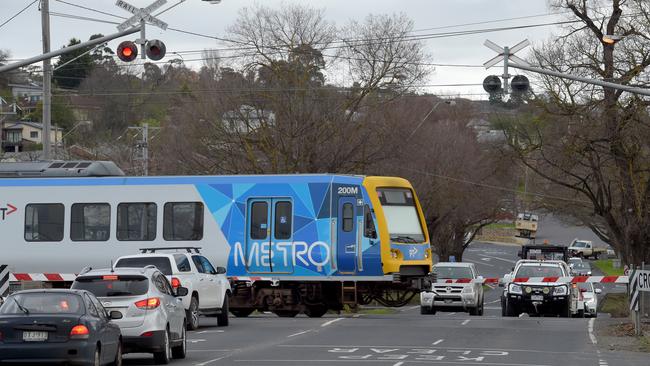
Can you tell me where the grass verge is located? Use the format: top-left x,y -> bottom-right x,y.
593,259 -> 625,276
599,292 -> 629,318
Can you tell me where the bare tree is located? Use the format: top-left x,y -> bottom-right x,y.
498,0 -> 650,264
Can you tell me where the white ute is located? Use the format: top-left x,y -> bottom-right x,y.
115,247 -> 231,330
420,262 -> 484,315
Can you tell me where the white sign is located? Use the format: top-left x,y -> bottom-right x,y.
637,270 -> 650,292
116,0 -> 168,31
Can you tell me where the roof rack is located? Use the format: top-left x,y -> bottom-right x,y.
139,247 -> 202,254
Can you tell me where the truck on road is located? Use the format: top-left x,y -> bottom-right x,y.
567,239 -> 607,259
515,212 -> 538,239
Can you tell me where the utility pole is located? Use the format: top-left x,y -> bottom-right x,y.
129,123 -> 160,176
41,0 -> 52,160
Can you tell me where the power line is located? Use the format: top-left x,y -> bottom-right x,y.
0,0 -> 39,30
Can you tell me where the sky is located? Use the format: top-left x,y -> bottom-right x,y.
0,0 -> 567,98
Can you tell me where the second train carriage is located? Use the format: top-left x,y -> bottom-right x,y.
0,161 -> 432,316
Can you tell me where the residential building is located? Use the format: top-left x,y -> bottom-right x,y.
1,121 -> 63,153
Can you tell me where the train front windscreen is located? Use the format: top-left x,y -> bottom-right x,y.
376,188 -> 425,243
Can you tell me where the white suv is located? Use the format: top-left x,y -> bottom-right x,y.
114,247 -> 231,330
420,262 -> 484,315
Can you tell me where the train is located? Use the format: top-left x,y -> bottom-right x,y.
0,161 -> 433,316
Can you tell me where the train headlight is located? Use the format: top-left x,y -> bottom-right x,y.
390,249 -> 401,259
424,249 -> 430,259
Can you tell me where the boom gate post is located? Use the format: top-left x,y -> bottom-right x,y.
0,265 -> 9,298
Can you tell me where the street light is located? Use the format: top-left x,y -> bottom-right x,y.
602,34 -> 624,44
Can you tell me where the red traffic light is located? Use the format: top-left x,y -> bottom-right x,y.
117,41 -> 138,62
145,40 -> 166,61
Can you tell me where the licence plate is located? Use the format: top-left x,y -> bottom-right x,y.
531,295 -> 544,301
23,331 -> 48,342
444,299 -> 453,304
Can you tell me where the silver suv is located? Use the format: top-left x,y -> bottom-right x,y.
115,247 -> 231,330
420,262 -> 485,315
72,266 -> 188,365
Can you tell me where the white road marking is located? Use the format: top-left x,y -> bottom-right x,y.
352,314 -> 362,318
479,254 -> 516,264
432,339 -> 444,345
195,355 -> 229,366
189,339 -> 207,343
393,362 -> 404,366
322,318 -> 344,327
234,360 -> 552,365
278,345 -> 591,355
461,319 -> 470,325
588,318 -> 597,345
197,330 -> 225,334
287,330 -> 312,338
464,258 -> 495,267
448,312 -> 456,315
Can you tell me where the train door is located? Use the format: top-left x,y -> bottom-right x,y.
246,198 -> 294,273
337,197 -> 357,273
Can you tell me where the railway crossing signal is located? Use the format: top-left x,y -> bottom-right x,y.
482,39 -> 531,102
115,0 -> 168,61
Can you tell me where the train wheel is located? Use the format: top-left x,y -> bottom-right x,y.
304,305 -> 328,318
273,310 -> 299,318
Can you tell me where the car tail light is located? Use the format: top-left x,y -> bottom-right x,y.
0,330 -> 3,342
103,275 -> 119,281
135,297 -> 161,310
141,331 -> 154,337
171,277 -> 181,289
70,325 -> 90,339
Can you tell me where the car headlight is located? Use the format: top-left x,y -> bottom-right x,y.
553,285 -> 567,296
542,287 -> 550,294
509,284 -> 523,294
524,286 -> 532,294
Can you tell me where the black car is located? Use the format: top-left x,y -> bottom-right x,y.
0,289 -> 123,365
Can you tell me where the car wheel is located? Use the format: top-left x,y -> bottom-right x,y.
304,305 -> 328,318
93,347 -> 101,366
186,296 -> 200,331
231,309 -> 254,318
469,307 -> 478,316
429,306 -> 436,315
505,299 -> 516,317
217,296 -> 230,326
172,322 -> 187,359
478,300 -> 484,316
153,328 -> 171,365
420,306 -> 430,315
110,341 -> 122,366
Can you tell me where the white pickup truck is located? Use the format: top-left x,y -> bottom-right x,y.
420,262 -> 484,316
567,239 -> 607,259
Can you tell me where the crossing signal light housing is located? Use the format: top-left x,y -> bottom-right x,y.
511,75 -> 530,93
117,41 -> 138,62
482,75 -> 502,94
145,40 -> 166,61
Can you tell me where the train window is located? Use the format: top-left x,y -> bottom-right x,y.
71,203 -> 111,241
163,202 -> 204,241
274,201 -> 292,240
342,203 -> 354,232
117,203 -> 157,241
250,201 -> 269,240
363,205 -> 377,239
24,204 -> 64,242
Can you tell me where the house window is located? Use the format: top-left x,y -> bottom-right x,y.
30,131 -> 38,139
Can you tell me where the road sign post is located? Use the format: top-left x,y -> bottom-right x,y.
0,265 -> 9,298
483,39 -> 530,95
629,267 -> 649,336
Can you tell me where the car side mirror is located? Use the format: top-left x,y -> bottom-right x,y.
175,286 -> 189,297
595,288 -> 602,294
109,311 -> 123,320
216,267 -> 226,275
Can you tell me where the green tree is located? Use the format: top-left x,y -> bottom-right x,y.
54,34 -> 107,89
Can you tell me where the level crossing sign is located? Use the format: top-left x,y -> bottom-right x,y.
116,0 -> 168,31
629,269 -> 650,311
0,264 -> 9,297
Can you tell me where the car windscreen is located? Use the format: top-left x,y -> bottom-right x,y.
433,266 -> 473,279
0,293 -> 83,315
115,257 -> 172,275
72,275 -> 149,297
515,265 -> 564,278
573,262 -> 591,269
572,241 -> 588,248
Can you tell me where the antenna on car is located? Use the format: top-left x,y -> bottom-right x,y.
110,260 -> 114,273
79,266 -> 92,275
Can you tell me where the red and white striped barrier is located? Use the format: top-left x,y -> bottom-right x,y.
435,276 -> 629,284
10,273 -> 77,282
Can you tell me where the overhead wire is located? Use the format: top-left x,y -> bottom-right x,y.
0,0 -> 39,30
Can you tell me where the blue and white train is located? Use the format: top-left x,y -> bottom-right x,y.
0,161 -> 432,317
